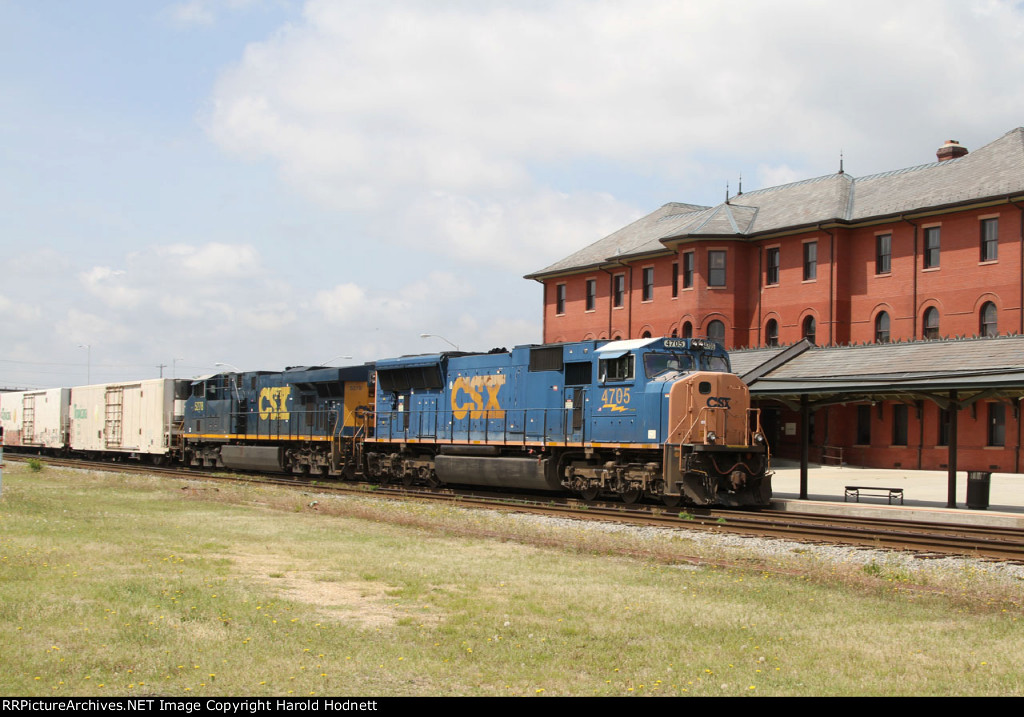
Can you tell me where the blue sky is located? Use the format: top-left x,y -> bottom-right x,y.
3,0 -> 1024,388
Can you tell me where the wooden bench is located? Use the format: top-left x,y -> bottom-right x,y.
844,486 -> 904,504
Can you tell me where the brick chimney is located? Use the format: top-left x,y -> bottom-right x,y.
936,139 -> 968,162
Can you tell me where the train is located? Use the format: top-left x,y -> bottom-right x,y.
0,337 -> 772,507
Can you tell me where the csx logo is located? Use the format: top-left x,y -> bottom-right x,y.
259,386 -> 292,420
706,396 -> 731,409
451,374 -> 506,420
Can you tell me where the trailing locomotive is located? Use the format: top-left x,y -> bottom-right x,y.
365,337 -> 771,507
181,365 -> 373,476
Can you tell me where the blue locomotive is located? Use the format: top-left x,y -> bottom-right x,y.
181,365 -> 373,476
364,337 -> 771,506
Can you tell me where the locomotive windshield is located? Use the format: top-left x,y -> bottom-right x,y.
707,355 -> 730,372
643,352 -> 694,379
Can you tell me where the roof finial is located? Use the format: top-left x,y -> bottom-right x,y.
725,181 -> 730,205
839,149 -> 844,175
738,173 -> 743,196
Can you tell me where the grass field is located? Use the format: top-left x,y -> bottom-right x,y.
1,461 -> 1021,697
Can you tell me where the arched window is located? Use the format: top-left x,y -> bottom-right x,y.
803,316 -> 816,345
682,321 -> 693,339
765,319 -> 779,347
980,302 -> 997,337
640,330 -> 652,339
670,327 -> 678,338
923,307 -> 939,339
875,312 -> 890,343
707,320 -> 725,346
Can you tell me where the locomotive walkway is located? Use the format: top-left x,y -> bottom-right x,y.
770,458 -> 1024,529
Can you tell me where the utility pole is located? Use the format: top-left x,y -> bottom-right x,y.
157,363 -> 167,378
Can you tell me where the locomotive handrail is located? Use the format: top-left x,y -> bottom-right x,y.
371,406 -> 586,446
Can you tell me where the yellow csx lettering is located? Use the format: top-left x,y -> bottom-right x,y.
259,386 -> 292,420
451,374 -> 506,420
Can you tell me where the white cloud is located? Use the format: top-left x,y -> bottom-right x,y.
0,294 -> 42,324
165,0 -> 263,27
80,267 -> 147,308
167,1 -> 216,26
204,0 -> 1024,275
155,242 -> 261,279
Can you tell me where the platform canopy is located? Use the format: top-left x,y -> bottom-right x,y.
732,335 -> 1024,409
729,335 -> 1024,507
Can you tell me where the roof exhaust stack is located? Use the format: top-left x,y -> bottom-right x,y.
937,139 -> 968,162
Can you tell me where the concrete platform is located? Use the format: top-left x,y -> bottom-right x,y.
768,459 -> 1024,529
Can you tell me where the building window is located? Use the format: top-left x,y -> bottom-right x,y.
682,252 -> 694,289
803,316 -> 816,345
707,320 -> 725,345
875,312 -> 890,343
938,408 -> 950,447
555,284 -> 566,315
612,274 -> 625,308
585,279 -> 596,311
980,302 -> 997,337
671,262 -> 679,298
856,405 -> 871,445
988,403 -> 1006,447
981,218 -> 998,262
922,307 -> 939,339
708,251 -> 726,287
892,404 -> 908,446
681,321 -> 693,339
642,267 -> 654,301
766,247 -> 780,285
765,319 -> 779,347
876,234 -> 891,274
803,241 -> 817,281
923,227 -> 940,268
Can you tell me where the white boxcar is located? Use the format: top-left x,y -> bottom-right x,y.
70,379 -> 183,457
0,388 -> 71,449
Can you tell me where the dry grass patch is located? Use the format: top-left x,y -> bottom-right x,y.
226,552 -> 430,628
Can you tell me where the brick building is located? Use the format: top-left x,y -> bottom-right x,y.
526,128 -> 1024,471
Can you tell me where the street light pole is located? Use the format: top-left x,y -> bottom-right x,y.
419,333 -> 459,351
78,344 -> 91,384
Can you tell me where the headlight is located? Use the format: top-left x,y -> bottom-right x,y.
706,431 -> 718,444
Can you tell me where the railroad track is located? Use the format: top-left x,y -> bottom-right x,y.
9,455 -> 1024,563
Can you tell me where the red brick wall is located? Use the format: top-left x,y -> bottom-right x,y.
541,205 -> 1024,348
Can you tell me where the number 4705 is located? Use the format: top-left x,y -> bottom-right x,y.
601,387 -> 630,405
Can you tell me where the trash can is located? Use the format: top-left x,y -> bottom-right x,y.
966,471 -> 991,510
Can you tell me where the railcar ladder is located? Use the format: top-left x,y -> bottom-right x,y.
22,395 -> 35,445
105,387 -> 124,448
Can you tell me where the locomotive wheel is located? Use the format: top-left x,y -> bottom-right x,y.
580,487 -> 600,502
661,495 -> 681,508
401,471 -> 415,487
621,489 -> 641,505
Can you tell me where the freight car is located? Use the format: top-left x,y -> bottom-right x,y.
364,337 -> 771,507
70,379 -> 189,462
181,364 -> 373,475
0,387 -> 71,452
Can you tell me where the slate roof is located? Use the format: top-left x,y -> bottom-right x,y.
730,335 -> 1024,400
528,127 -> 1024,279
